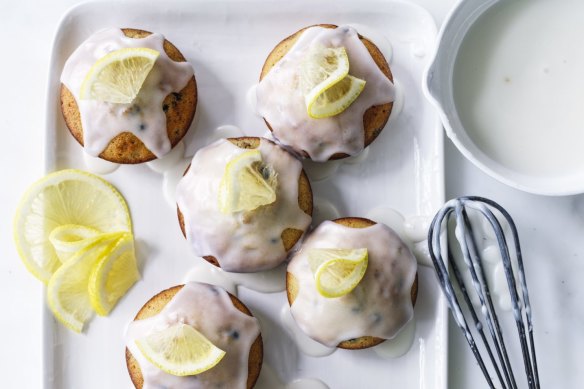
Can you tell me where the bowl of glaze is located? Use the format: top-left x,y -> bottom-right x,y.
425,0 -> 584,195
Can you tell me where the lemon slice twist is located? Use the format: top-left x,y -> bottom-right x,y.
88,233 -> 140,316
47,232 -> 125,332
307,248 -> 369,298
300,45 -> 366,119
136,323 -> 226,376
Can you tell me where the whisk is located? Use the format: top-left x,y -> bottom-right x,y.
427,196 -> 539,389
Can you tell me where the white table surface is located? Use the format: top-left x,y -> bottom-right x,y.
2,0 -> 582,388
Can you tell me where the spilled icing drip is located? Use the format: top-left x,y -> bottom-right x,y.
176,138 -> 312,272
125,282 -> 260,389
256,364 -> 330,389
256,25 -> 395,161
184,256 -> 287,294
61,28 -> 194,158
287,221 -> 417,347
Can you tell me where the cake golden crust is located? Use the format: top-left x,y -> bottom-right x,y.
286,217 -> 418,350
126,285 -> 263,389
177,136 -> 313,269
60,28 -> 197,164
259,24 -> 393,160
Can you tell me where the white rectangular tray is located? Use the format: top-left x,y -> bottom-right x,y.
44,1 -> 447,388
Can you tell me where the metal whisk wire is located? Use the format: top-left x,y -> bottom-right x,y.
427,196 -> 539,389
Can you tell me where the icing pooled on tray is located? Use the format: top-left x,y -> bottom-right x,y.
176,138 -> 312,272
287,221 -> 417,347
125,282 -> 260,389
61,28 -> 193,158
256,25 -> 395,161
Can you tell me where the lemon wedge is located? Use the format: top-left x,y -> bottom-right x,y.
307,248 -> 368,298
136,323 -> 226,376
49,224 -> 101,263
307,75 -> 366,119
13,169 -> 132,283
80,47 -> 160,104
47,233 -> 124,332
88,233 -> 139,316
300,45 -> 366,119
218,149 -> 277,214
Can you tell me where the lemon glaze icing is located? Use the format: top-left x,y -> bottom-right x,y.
176,138 -> 312,273
125,282 -> 260,389
61,28 -> 193,158
287,221 -> 417,347
256,25 -> 395,161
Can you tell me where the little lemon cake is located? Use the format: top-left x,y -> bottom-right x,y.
257,24 -> 395,161
287,217 -> 418,349
177,137 -> 313,272
126,282 -> 263,389
61,28 -> 197,164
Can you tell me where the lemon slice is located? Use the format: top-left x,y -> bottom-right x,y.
136,323 -> 226,376
307,248 -> 369,298
300,45 -> 350,103
300,45 -> 366,119
47,232 -> 124,332
89,233 -> 139,316
307,75 -> 366,119
49,224 -> 101,263
80,47 -> 160,104
13,169 -> 132,283
218,149 -> 277,214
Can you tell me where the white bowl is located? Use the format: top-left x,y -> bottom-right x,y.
424,0 -> 584,196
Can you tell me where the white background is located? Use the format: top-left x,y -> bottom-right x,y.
1,0 -> 582,388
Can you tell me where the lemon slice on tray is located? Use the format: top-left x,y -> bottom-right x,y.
300,45 -> 366,119
80,47 -> 160,104
136,323 -> 226,376
307,248 -> 369,298
47,232 -> 125,332
218,149 -> 277,214
89,233 -> 139,316
13,169 -> 132,283
49,224 -> 102,263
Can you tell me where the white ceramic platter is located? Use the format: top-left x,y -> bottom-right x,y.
43,1 -> 446,388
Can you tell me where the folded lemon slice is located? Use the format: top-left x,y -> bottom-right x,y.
89,233 -> 139,316
307,75 -> 366,119
300,45 -> 366,119
13,169 -> 132,283
49,224 -> 101,263
218,149 -> 277,214
80,47 -> 160,104
307,248 -> 369,298
47,232 -> 124,332
136,323 -> 226,376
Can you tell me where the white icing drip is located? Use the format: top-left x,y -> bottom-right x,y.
312,198 -> 341,225
125,282 -> 260,389
162,158 -> 191,207
302,159 -> 340,181
255,364 -> 330,389
347,24 -> 393,64
82,152 -> 120,174
373,318 -> 416,359
146,141 -> 186,173
287,221 -> 417,347
256,26 -> 395,161
366,207 -> 434,266
61,28 -> 194,158
183,256 -> 287,294
279,305 -> 336,357
214,125 -> 245,140
176,138 -> 312,272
